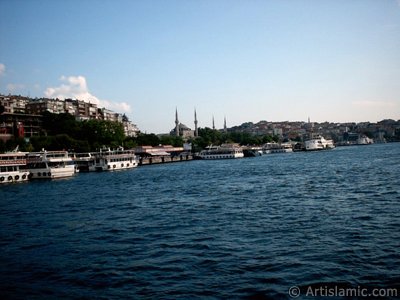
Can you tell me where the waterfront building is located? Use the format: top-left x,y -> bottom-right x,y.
0,113 -> 42,142
1,94 -> 141,141
170,108 -> 195,139
122,116 -> 140,137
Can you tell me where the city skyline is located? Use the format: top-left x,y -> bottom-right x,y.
1,0 -> 399,133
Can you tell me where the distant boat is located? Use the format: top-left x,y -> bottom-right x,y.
92,147 -> 138,171
243,146 -> 263,157
198,144 -> 244,160
0,151 -> 30,183
263,142 -> 293,154
305,136 -> 335,151
357,135 -> 374,145
26,150 -> 76,179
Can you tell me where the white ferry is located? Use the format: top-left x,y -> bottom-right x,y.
263,142 -> 293,154
357,135 -> 374,145
305,136 -> 335,151
0,151 -> 30,184
198,144 -> 244,160
72,152 -> 96,172
26,150 -> 76,179
93,147 -> 138,171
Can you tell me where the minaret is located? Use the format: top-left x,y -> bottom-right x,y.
212,115 -> 215,130
224,116 -> 227,133
194,108 -> 198,137
175,108 -> 180,137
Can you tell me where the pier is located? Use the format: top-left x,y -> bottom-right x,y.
134,145 -> 193,166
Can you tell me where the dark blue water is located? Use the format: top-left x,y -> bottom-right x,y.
1,144 -> 400,299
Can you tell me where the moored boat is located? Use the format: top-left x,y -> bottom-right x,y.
26,150 -> 76,179
357,135 -> 374,145
93,147 -> 138,171
263,142 -> 293,154
305,136 -> 335,151
72,152 -> 96,172
0,151 -> 30,184
198,144 -> 244,160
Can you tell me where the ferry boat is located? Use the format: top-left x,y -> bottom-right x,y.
263,142 -> 293,154
305,136 -> 335,151
0,151 -> 30,184
72,152 -> 96,172
243,146 -> 263,157
198,144 -> 244,160
26,150 -> 76,179
357,135 -> 374,145
93,147 -> 138,171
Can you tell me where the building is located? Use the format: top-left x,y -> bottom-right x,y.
0,95 -> 29,114
170,109 -> 195,139
26,98 -> 65,115
122,115 -> 140,137
0,94 -> 141,141
0,113 -> 42,142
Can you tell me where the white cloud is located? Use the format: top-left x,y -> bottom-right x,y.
6,83 -> 25,93
0,63 -> 5,76
44,75 -> 131,113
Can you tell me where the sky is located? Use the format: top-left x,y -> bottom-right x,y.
0,0 -> 399,133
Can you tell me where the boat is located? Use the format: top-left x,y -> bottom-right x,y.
198,144 -> 244,160
26,150 -> 76,179
357,135 -> 374,145
93,147 -> 138,171
263,142 -> 293,154
0,151 -> 30,184
72,152 -> 96,172
243,147 -> 263,157
305,136 -> 335,151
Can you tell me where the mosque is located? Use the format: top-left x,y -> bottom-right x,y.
170,108 -> 227,139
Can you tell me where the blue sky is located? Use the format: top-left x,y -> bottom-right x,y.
0,0 -> 399,133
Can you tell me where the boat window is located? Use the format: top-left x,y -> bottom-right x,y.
27,162 -> 47,169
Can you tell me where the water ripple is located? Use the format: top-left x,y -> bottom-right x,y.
1,144 -> 399,299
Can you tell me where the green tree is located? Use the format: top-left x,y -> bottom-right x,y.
123,137 -> 137,149
136,133 -> 160,146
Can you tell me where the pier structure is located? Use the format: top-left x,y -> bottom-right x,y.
135,145 -> 192,165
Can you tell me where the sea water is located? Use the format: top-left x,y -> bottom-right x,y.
1,143 -> 399,299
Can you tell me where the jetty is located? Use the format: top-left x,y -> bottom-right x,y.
134,145 -> 193,166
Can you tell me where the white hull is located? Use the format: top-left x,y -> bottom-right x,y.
94,148 -> 138,171
263,148 -> 293,154
95,159 -> 138,171
0,152 -> 30,184
357,136 -> 374,145
27,151 -> 76,179
199,152 -> 244,160
305,136 -> 335,151
28,166 -> 76,179
262,142 -> 293,154
0,170 -> 30,183
198,145 -> 244,160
